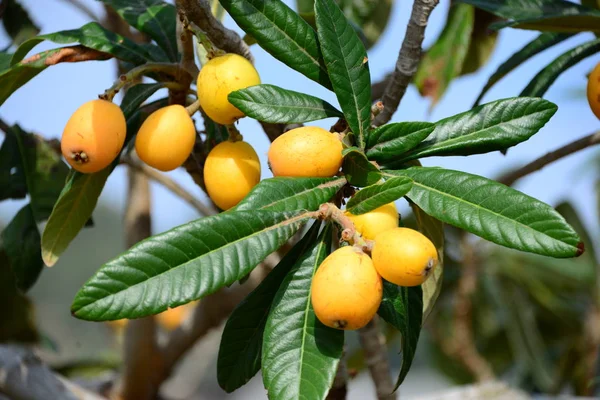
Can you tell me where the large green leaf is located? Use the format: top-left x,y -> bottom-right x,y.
1,205 -> 43,292
342,147 -> 381,187
217,222 -> 322,393
100,0 -> 177,61
41,168 -> 111,267
388,167 -> 583,258
71,210 -> 312,321
315,0 -> 371,148
378,282 -> 423,390
228,84 -> 343,123
219,0 -> 332,89
345,176 -> 412,215
520,38 -> 600,97
262,224 -> 343,400
474,32 -> 573,106
459,0 -> 600,32
234,176 -> 346,212
388,97 -> 557,165
365,122 -> 435,163
336,0 -> 393,49
414,3 -> 474,107
12,22 -> 152,66
2,0 -> 40,46
409,202 -> 444,320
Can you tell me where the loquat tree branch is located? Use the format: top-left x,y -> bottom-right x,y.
372,0 -> 440,127
498,131 -> 600,186
177,0 -> 253,62
326,351 -> 348,400
358,316 -> 396,400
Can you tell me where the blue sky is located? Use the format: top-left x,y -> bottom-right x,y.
1,0 -> 599,253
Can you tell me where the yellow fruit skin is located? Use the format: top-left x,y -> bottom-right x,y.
61,99 -> 126,173
311,246 -> 383,330
587,62 -> 600,120
156,305 -> 190,331
135,105 -> 196,172
345,202 -> 399,240
372,227 -> 438,287
197,54 -> 260,125
268,126 -> 343,177
204,141 -> 261,210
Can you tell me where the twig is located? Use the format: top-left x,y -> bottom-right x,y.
373,0 -> 439,126
124,156 -> 217,216
177,0 -> 253,62
326,351 -> 348,400
0,345 -> 106,400
176,1 -> 200,78
499,131 -> 600,186
358,316 -> 396,400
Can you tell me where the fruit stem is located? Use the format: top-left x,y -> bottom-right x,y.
226,124 -> 243,142
179,14 -> 225,61
185,99 -> 201,116
317,203 -> 373,253
100,63 -> 186,102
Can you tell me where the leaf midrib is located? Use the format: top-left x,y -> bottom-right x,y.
257,177 -> 346,211
367,127 -> 432,153
388,171 -> 574,250
74,212 -> 311,314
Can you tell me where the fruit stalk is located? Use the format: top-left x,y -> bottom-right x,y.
317,203 -> 373,252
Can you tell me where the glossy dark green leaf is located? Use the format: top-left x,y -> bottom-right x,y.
409,202 -> 444,320
100,0 -> 177,61
345,177 -> 412,215
459,0 -> 600,32
520,38 -> 600,97
120,83 -> 165,117
2,0 -> 40,46
234,176 -> 346,212
0,51 -> 12,71
262,224 -> 342,400
1,205 -> 43,292
217,222 -> 322,393
219,0 -> 332,89
228,84 -> 343,123
342,148 -> 381,187
12,22 -> 152,66
414,3 -> 474,107
365,122 -> 434,163
459,8 -> 499,76
388,167 -> 583,258
390,97 -> 557,165
315,0 -> 371,148
378,282 -> 423,389
72,210 -> 312,321
474,32 -> 573,106
0,127 -> 27,200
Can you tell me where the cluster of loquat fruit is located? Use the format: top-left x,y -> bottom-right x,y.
60,52 -> 438,332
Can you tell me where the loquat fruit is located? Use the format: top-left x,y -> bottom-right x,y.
587,61 -> 600,120
61,99 -> 126,173
345,202 -> 399,240
268,126 -> 343,177
371,227 -> 438,287
311,246 -> 382,330
135,105 -> 196,172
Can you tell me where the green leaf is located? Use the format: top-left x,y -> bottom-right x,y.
315,0 -> 371,148
342,148 -> 381,187
336,0 -> 393,49
228,84 -> 343,123
388,167 -> 583,258
99,0 -> 178,61
365,122 -> 435,163
219,0 -> 332,89
41,168 -> 111,267
0,51 -> 12,71
1,205 -> 43,292
409,202 -> 444,320
12,22 -> 152,66
2,0 -> 40,46
459,0 -> 600,33
378,282 -> 423,389
234,176 -> 346,212
71,210 -> 312,321
473,32 -> 573,106
459,8 -> 499,76
345,177 -> 412,215
262,224 -> 343,400
203,113 -> 229,153
389,97 -> 557,165
217,222 -> 322,393
0,126 -> 27,200
120,83 -> 165,117
414,4 -> 474,107
520,38 -> 600,97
